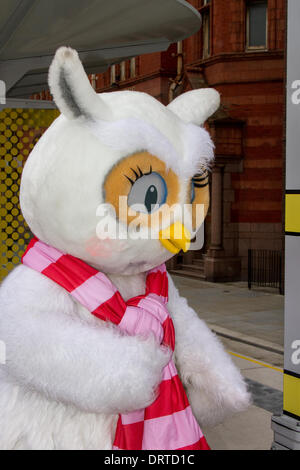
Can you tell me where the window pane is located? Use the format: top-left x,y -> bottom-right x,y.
248,2 -> 267,48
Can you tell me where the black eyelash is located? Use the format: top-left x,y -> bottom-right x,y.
193,181 -> 209,188
124,165 -> 153,186
193,174 -> 207,181
192,169 -> 209,188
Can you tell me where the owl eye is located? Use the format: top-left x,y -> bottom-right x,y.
127,172 -> 168,214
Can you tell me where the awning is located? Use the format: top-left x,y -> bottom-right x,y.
0,0 -> 201,100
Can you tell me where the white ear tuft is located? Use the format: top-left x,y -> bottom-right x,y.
167,88 -> 220,126
48,47 -> 112,120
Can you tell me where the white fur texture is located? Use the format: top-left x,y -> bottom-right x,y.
87,117 -> 214,180
167,88 -> 221,126
0,266 -> 250,449
48,47 -> 112,121
49,47 -> 216,175
0,47 -> 250,449
0,266 -> 170,449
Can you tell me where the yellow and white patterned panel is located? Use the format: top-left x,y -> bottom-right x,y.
0,108 -> 59,282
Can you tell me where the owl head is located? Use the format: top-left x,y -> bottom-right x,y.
20,47 -> 220,275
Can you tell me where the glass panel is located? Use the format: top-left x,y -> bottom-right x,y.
248,2 -> 267,48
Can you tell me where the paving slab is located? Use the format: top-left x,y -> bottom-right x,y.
204,405 -> 274,450
203,354 -> 283,450
171,274 -> 284,348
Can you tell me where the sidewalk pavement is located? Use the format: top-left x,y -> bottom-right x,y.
171,274 -> 285,450
203,352 -> 283,450
171,274 -> 284,354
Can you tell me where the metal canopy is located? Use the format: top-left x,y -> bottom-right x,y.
0,0 -> 201,100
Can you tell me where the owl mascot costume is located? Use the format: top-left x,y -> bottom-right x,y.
0,48 -> 250,450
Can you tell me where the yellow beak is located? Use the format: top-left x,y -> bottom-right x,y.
159,222 -> 191,254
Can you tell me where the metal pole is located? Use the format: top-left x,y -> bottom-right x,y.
271,0 -> 300,450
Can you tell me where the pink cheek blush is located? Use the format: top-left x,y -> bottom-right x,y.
85,237 -> 127,259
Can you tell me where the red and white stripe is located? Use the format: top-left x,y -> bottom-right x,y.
22,237 -> 210,450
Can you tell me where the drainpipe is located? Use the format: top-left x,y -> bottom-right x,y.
177,41 -> 183,77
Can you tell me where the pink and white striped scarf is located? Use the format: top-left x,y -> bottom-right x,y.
22,237 -> 210,451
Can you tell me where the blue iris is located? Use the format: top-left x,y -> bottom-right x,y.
128,172 -> 168,214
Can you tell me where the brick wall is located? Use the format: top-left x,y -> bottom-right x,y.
188,0 -> 286,280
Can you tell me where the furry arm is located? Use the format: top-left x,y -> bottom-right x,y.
167,274 -> 251,428
0,265 -> 170,414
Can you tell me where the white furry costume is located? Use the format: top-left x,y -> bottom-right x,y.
0,48 -> 250,450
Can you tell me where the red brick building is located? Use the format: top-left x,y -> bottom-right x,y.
88,0 -> 287,283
